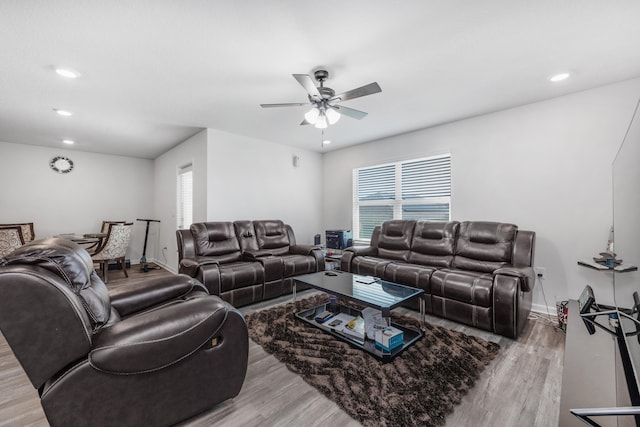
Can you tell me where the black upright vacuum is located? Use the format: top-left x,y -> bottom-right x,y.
137,218 -> 160,272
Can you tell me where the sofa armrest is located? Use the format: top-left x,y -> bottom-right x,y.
493,266 -> 535,338
494,266 -> 535,292
109,274 -> 208,317
341,246 -> 377,272
289,244 -> 322,256
242,249 -> 274,260
289,245 -> 325,271
178,257 -> 219,278
346,246 -> 378,257
90,297 -> 231,374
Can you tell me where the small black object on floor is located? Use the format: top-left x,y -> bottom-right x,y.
136,218 -> 160,272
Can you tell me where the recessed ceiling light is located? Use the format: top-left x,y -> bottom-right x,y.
55,68 -> 80,79
549,72 -> 570,82
54,109 -> 73,117
322,140 -> 331,145
62,139 -> 75,145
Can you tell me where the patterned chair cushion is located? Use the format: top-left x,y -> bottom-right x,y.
0,223 -> 33,242
0,227 -> 24,257
92,223 -> 132,261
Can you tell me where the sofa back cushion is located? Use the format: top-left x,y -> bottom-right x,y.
253,220 -> 291,256
408,221 -> 459,268
453,221 -> 517,273
190,222 -> 241,263
377,220 -> 416,262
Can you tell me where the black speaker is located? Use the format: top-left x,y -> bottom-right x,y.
314,234 -> 321,245
325,230 -> 353,250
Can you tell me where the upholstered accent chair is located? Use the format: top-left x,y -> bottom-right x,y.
91,222 -> 133,283
84,221 -> 126,255
0,226 -> 25,257
0,222 -> 34,242
100,220 -> 126,234
0,238 -> 249,427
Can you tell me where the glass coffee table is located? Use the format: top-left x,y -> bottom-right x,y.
293,270 -> 425,362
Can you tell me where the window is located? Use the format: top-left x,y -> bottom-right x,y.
177,164 -> 193,230
352,154 -> 451,241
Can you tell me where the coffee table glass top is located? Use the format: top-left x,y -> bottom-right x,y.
294,271 -> 423,311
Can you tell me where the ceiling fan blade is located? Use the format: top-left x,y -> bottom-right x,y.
260,102 -> 308,108
292,74 -> 321,100
333,105 -> 368,120
330,82 -> 381,103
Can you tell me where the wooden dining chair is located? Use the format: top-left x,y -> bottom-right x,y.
100,220 -> 126,234
0,226 -> 25,257
83,221 -> 126,255
0,222 -> 34,242
91,222 -> 133,283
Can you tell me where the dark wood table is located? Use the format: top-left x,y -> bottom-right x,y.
55,233 -> 106,252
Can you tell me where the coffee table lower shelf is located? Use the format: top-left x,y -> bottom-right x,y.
294,303 -> 423,362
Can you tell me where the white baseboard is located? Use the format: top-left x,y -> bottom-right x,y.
532,302 -> 556,316
149,258 -> 176,274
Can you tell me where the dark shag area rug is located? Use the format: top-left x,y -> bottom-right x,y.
245,294 -> 501,427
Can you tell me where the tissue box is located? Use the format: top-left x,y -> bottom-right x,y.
375,326 -> 404,352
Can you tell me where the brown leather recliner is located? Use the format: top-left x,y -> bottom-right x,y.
0,238 -> 249,427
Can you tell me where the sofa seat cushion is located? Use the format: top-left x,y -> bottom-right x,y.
430,269 -> 493,307
383,262 -> 436,291
351,256 -> 391,278
281,254 -> 316,277
219,261 -> 265,292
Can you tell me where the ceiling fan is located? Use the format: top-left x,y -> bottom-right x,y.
260,69 -> 382,129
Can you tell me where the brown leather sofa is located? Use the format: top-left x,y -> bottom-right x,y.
177,220 -> 325,307
341,220 -> 535,338
0,238 -> 249,427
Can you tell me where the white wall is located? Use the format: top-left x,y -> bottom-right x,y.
153,130 -> 208,271
323,78 -> 640,312
0,141 -> 154,262
206,128 -> 323,245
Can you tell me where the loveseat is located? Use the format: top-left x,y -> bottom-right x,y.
177,220 -> 325,307
341,220 -> 535,338
0,238 -> 249,427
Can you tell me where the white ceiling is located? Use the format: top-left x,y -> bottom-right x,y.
1,1 -> 640,159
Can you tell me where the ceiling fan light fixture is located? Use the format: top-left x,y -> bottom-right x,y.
55,68 -> 80,79
315,113 -> 328,129
326,107 -> 341,125
549,72 -> 570,82
54,109 -> 73,117
304,107 -> 320,124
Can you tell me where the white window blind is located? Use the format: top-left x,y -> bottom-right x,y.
177,164 -> 193,230
352,154 -> 451,241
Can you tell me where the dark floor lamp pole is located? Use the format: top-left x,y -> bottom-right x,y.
136,218 -> 160,272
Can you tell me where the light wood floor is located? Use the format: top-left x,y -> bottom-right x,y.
0,265 -> 565,427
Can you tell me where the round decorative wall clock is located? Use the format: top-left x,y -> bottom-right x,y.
49,156 -> 74,174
